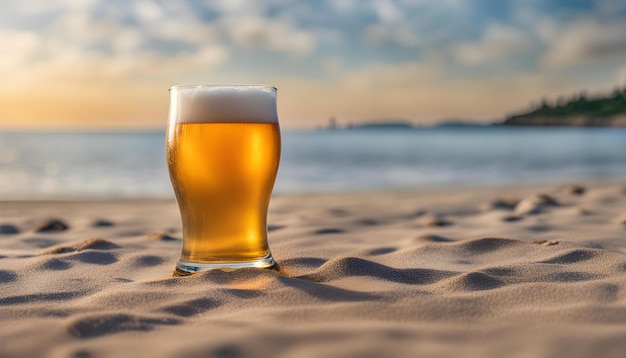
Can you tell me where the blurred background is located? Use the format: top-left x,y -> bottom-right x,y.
0,0 -> 625,199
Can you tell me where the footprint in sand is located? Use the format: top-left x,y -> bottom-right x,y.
91,219 -> 114,227
314,228 -> 345,235
0,291 -> 87,306
23,237 -> 61,248
485,197 -> 520,211
0,270 -> 18,283
414,234 -> 452,243
128,255 -> 165,268
362,247 -> 397,256
160,298 -> 221,317
66,313 -> 179,338
38,258 -> 73,270
34,219 -> 69,233
0,224 -> 19,235
71,251 -> 118,265
356,219 -> 379,226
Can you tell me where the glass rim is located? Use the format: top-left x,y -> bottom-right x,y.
169,84 -> 277,92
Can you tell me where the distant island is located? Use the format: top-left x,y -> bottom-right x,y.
502,87 -> 626,127
320,117 -> 488,130
346,119 -> 414,130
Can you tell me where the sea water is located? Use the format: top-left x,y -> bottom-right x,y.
1,127 -> 625,199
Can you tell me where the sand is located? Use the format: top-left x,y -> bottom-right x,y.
1,183 -> 625,358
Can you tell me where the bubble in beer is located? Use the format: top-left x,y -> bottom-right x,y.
170,85 -> 278,124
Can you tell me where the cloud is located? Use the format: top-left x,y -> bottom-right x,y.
0,29 -> 41,71
363,23 -> 420,48
540,18 -> 626,67
371,0 -> 402,22
150,19 -> 217,46
28,45 -> 229,84
219,15 -> 316,55
205,0 -> 317,55
451,23 -> 532,65
361,0 -> 469,49
0,9 -> 229,88
594,0 -> 626,15
134,0 -> 163,22
210,0 -> 295,16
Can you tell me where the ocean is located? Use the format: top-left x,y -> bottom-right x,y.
1,127 -> 625,199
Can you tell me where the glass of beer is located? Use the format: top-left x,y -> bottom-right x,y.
166,84 -> 280,275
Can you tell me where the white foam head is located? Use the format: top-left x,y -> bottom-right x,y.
169,85 -> 278,124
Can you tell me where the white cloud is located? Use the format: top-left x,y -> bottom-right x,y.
152,19 -> 217,45
1,0 -> 327,89
220,15 -> 316,55
511,1 -> 626,69
372,0 -> 401,22
360,0 -> 471,49
451,23 -> 532,65
594,0 -> 626,15
212,0 -> 260,15
0,5 -> 229,87
25,44 -> 229,84
540,18 -> 626,67
363,23 -> 420,47
0,29 -> 41,72
134,0 -> 163,22
211,0 -> 287,16
362,0 -> 419,48
16,0 -> 96,13
329,0 -> 357,12
111,28 -> 142,53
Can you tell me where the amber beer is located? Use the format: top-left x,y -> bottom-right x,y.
167,85 -> 280,275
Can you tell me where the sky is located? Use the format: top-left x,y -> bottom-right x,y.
1,0 -> 625,130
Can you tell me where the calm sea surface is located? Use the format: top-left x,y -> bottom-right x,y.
1,128 -> 625,199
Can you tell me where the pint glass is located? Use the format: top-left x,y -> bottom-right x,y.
167,85 -> 280,275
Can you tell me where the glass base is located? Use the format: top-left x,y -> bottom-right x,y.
173,254 -> 276,276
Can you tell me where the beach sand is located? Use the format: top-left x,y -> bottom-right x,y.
1,183 -> 625,357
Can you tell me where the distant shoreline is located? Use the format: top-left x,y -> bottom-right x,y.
501,115 -> 626,127
319,119 -> 626,130
320,87 -> 626,129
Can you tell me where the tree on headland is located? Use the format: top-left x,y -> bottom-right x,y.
503,87 -> 626,127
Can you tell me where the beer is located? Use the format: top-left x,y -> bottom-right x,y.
167,85 -> 280,275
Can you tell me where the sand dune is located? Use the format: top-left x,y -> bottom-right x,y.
1,183 -> 625,357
